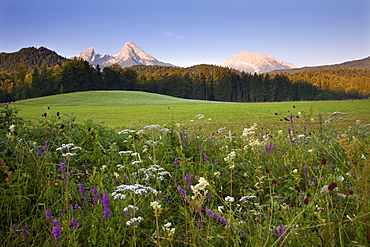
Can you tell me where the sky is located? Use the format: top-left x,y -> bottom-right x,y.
1,0 -> 369,68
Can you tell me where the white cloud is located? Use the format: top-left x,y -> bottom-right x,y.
164,31 -> 186,39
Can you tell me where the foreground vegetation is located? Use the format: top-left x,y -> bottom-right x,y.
1,97 -> 369,246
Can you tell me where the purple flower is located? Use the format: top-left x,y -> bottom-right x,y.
43,142 -> 49,151
205,209 -> 229,225
91,186 -> 98,196
277,226 -> 285,240
185,174 -> 195,182
60,163 -> 67,179
102,192 -> 112,218
265,143 -> 276,153
328,182 -> 337,191
203,154 -> 208,162
174,158 -> 179,164
37,150 -> 43,157
70,217 -> 78,229
52,218 -> 62,244
46,209 -> 53,221
177,187 -> 188,203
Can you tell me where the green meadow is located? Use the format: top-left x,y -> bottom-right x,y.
12,91 -> 370,132
1,91 -> 370,246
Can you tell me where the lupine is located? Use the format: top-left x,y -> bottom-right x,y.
45,209 -> 52,221
52,218 -> 62,244
205,209 -> 229,225
102,192 -> 112,218
60,163 -> 67,179
70,217 -> 78,229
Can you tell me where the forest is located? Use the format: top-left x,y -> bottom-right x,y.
0,49 -> 369,103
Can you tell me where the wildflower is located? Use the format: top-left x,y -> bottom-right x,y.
214,171 -> 220,177
185,174 -> 195,182
191,177 -> 210,200
320,158 -> 327,165
295,186 -> 300,191
126,217 -> 144,226
265,143 -> 276,153
60,163 -> 67,179
224,151 -> 236,162
52,218 -> 62,244
328,182 -> 337,191
37,150 -> 43,157
242,124 -> 257,137
277,226 -> 285,239
348,190 -> 354,195
62,152 -> 76,157
70,217 -> 78,229
9,124 -> 16,132
265,168 -> 270,173
272,179 -> 277,185
303,198 -> 309,205
361,154 -> 367,159
174,157 -> 179,166
46,209 -> 52,221
239,195 -> 257,203
195,114 -> 204,119
102,192 -> 112,218
205,209 -> 229,225
177,187 -> 188,203
123,205 -> 139,212
225,196 -> 235,202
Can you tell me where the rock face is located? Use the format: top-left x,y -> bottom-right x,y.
222,50 -> 296,74
79,42 -> 174,68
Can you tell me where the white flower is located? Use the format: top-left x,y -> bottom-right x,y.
163,222 -> 172,228
195,114 -> 204,119
123,205 -> 139,212
62,152 -> 76,157
119,150 -> 133,154
361,154 -> 367,159
150,201 -> 162,210
239,195 -> 257,203
225,196 -> 235,202
218,205 -> 224,212
126,217 -> 144,226
9,124 -> 16,132
191,177 -> 210,199
242,124 -> 257,137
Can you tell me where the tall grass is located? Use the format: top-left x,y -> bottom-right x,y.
1,101 -> 369,246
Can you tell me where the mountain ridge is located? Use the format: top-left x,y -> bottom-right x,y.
79,42 -> 174,68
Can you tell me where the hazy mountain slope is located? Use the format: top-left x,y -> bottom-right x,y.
270,56 -> 370,73
222,51 -> 296,73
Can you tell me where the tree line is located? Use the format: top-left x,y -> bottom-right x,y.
1,58 -> 369,103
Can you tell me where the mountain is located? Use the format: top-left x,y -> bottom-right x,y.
222,51 -> 296,74
270,56 -> 370,73
0,47 -> 69,73
79,42 -> 174,68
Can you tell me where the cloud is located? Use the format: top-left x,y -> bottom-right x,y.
164,31 -> 186,39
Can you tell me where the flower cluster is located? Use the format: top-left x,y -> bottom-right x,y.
112,184 -> 159,200
133,164 -> 169,181
126,217 -> 144,226
191,177 -> 210,200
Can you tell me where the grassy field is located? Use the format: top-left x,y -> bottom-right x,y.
10,91 -> 370,133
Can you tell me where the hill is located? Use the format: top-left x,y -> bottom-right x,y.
271,56 -> 370,73
17,91 -> 222,106
0,47 -> 69,73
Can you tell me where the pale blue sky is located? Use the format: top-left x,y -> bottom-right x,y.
1,0 -> 369,67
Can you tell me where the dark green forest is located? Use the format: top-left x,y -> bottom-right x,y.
0,47 -> 369,103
